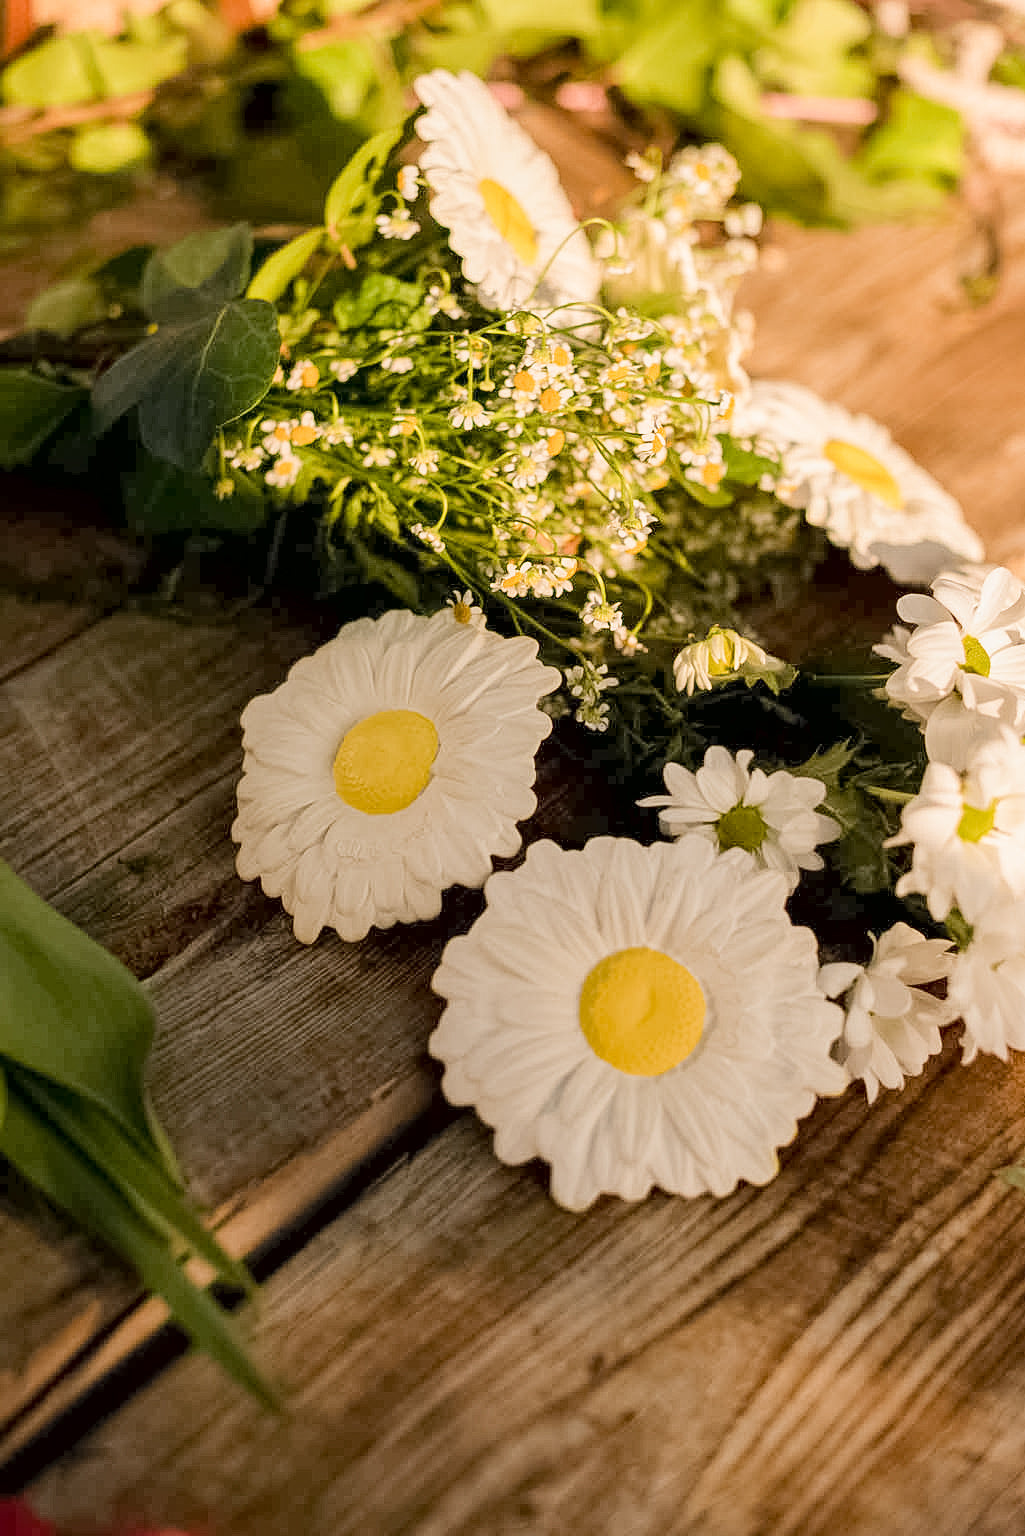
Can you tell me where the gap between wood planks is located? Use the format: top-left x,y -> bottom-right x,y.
0,1069 -> 457,1490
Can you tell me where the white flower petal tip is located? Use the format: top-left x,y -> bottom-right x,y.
734,380 -> 984,584
429,835 -> 847,1210
876,564 -> 1025,753
890,725 -> 1025,924
949,904 -> 1025,1064
637,747 -> 840,896
233,608 -> 559,944
826,923 -> 956,1102
412,69 -> 601,315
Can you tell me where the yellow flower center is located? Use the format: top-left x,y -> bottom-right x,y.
578,946 -> 705,1077
333,709 -> 438,815
961,634 -> 991,677
957,798 -> 997,843
823,439 -> 904,509
478,178 -> 538,265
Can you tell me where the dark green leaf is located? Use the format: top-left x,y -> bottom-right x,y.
351,534 -> 421,607
93,298 -> 280,468
323,122 -> 404,251
247,227 -> 325,304
0,370 -> 88,467
0,861 -> 163,1162
142,225 -> 254,324
0,1075 -> 277,1409
123,452 -> 269,534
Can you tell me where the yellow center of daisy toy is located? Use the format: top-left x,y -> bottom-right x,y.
823,439 -> 904,509
478,178 -> 538,265
333,709 -> 439,815
578,947 -> 706,1076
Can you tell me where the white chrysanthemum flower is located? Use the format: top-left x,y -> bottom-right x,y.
733,380 -> 983,583
430,836 -> 847,1209
413,69 -> 601,314
233,609 -> 560,944
879,566 -> 1025,732
638,747 -> 840,895
673,627 -> 787,696
820,923 -> 955,1103
948,903 -> 1025,1063
890,725 -> 1025,921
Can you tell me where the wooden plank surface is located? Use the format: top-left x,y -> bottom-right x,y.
24,1044 -> 1025,1536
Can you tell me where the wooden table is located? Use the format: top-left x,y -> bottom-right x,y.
3,141 -> 1025,1534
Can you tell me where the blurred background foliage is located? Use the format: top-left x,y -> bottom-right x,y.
0,0 -> 1021,249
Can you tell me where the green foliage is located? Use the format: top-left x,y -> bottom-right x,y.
141,224 -> 254,323
69,121 -> 152,176
247,227 -> 326,304
0,370 -> 88,467
323,122 -> 405,250
93,229 -> 279,468
856,89 -> 964,185
124,451 -> 269,534
0,861 -> 274,1403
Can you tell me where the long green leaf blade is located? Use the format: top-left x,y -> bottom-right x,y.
0,1076 -> 278,1409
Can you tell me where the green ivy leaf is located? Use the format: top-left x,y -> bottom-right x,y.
0,370 -> 88,467
0,861 -> 164,1163
323,122 -> 404,251
92,298 -> 280,469
69,120 -> 152,176
247,227 -> 326,304
142,225 -> 254,324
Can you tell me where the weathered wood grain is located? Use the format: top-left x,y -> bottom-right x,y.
24,1038 -> 1025,1536
0,581 -> 617,1454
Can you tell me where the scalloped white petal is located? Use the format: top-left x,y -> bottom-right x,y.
234,609 -> 560,942
430,835 -> 847,1209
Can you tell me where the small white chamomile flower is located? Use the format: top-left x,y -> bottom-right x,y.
820,923 -> 955,1102
890,725 -> 1025,921
639,747 -> 839,895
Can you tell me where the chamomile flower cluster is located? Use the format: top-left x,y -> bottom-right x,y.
214,70 -> 790,690
874,563 -> 1025,1071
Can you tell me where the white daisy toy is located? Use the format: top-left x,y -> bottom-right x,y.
430,836 -> 847,1209
948,902 -> 1025,1063
638,747 -> 839,895
733,380 -> 984,584
233,607 -> 560,943
820,923 -> 955,1103
890,724 -> 1025,922
413,69 -> 601,315
879,565 -> 1025,731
